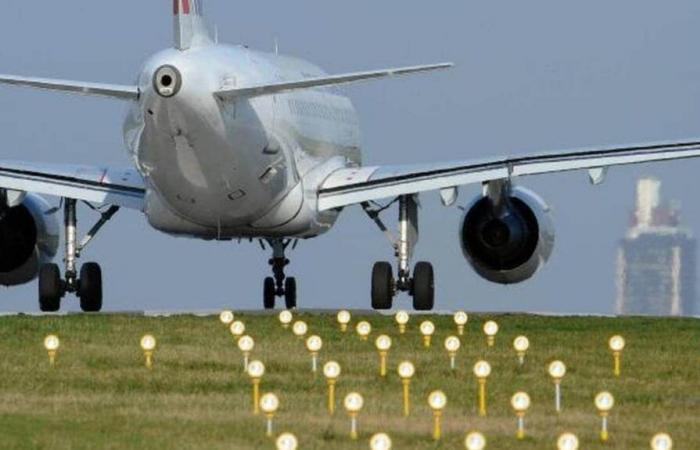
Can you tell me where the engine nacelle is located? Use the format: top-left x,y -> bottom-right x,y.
0,194 -> 59,286
460,185 -> 555,284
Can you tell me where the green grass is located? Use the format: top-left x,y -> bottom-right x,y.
0,313 -> 698,449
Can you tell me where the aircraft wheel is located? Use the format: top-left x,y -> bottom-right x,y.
412,261 -> 434,311
371,262 -> 394,310
79,262 -> 102,312
284,277 -> 297,309
39,263 -> 62,312
263,277 -> 276,309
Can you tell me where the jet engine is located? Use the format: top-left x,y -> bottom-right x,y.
460,183 -> 555,284
0,193 -> 59,286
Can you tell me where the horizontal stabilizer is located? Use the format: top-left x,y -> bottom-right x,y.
214,63 -> 453,100
0,74 -> 139,101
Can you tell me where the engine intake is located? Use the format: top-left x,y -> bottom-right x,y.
460,185 -> 555,284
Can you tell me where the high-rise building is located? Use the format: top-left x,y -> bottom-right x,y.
616,178 -> 696,316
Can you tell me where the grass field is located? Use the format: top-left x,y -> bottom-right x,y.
0,312 -> 698,449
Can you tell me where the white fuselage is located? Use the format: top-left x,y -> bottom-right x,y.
123,44 -> 362,240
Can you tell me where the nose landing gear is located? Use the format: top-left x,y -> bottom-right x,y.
261,238 -> 297,310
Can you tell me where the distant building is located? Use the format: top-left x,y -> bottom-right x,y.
616,178 -> 696,316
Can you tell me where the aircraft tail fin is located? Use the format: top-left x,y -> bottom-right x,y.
173,0 -> 211,50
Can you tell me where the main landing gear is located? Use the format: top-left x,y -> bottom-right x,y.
39,199 -> 119,313
260,238 -> 298,310
363,195 -> 435,311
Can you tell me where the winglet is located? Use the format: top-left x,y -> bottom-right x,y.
173,0 -> 211,50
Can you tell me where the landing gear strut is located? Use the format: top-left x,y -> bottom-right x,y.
261,238 -> 297,310
363,195 -> 435,311
38,199 -> 118,313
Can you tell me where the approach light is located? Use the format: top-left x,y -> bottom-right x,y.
276,433 -> 298,450
230,320 -> 245,340
237,335 -> 255,371
344,392 -> 364,440
260,393 -> 280,437
278,310 -> 293,329
305,335 -> 323,373
428,390 -> 447,441
557,433 -> 580,450
650,433 -> 673,450
548,360 -> 567,413
444,336 -> 461,370
219,310 -> 234,326
323,361 -> 341,415
473,360 -> 491,416
397,361 -> 415,417
454,311 -> 468,335
370,433 -> 392,450
609,335 -> 625,377
464,432 -> 486,450
395,310 -> 410,334
420,320 -> 435,348
595,391 -> 615,442
292,321 -> 308,339
513,336 -> 529,366
337,310 -> 351,332
247,360 -> 266,415
43,334 -> 60,366
483,321 -> 498,347
510,392 -> 531,440
356,321 -> 372,341
140,335 -> 156,369
375,335 -> 392,377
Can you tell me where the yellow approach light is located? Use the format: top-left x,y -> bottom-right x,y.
473,360 -> 491,416
292,321 -> 308,339
419,320 -> 435,348
454,311 -> 468,335
237,335 -> 255,371
140,335 -> 156,369
344,392 -> 364,440
43,334 -> 60,366
229,320 -> 245,340
305,335 -> 323,373
356,321 -> 372,341
397,361 -> 415,417
375,335 -> 392,377
650,433 -> 673,450
557,433 -> 580,450
595,391 -> 615,442
278,310 -> 293,329
260,393 -> 279,437
510,392 -> 531,440
323,361 -> 341,415
513,336 -> 529,366
370,433 -> 392,450
464,432 -> 486,450
395,310 -> 410,334
444,336 -> 461,370
337,310 -> 351,332
483,321 -> 498,347
428,390 -> 447,441
247,360 -> 266,415
219,310 -> 234,326
276,433 -> 298,450
548,360 -> 566,413
608,335 -> 626,377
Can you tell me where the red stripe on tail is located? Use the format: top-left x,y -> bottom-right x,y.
182,0 -> 191,14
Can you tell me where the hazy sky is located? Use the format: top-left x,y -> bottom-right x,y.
1,1 -> 700,314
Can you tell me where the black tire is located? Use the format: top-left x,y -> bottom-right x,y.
263,277 -> 276,309
39,263 -> 62,312
412,261 -> 434,311
78,262 -> 103,312
371,262 -> 393,310
284,277 -> 297,309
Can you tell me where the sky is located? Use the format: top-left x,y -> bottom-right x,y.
1,1 -> 700,314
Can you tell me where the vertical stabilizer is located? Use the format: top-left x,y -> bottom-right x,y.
173,0 -> 211,50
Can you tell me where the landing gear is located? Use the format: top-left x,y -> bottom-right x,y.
260,239 -> 298,310
364,195 -> 436,311
37,199 -> 118,313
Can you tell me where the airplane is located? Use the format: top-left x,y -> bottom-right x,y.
1,0 -> 700,313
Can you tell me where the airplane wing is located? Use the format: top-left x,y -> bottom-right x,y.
0,161 -> 145,210
318,139 -> 700,211
0,74 -> 139,101
214,63 -> 453,99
